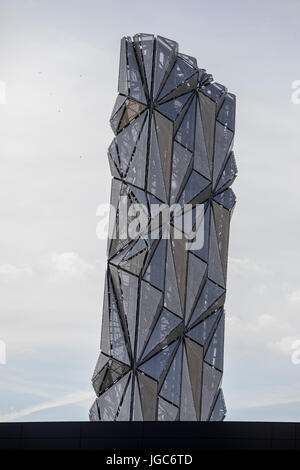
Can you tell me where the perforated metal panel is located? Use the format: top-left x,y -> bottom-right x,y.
90,34 -> 237,422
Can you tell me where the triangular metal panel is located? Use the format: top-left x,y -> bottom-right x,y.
178,170 -> 210,206
125,113 -> 149,189
194,97 -> 211,179
185,253 -> 207,320
116,113 -> 145,175
122,238 -> 147,261
186,309 -> 220,346
120,250 -> 147,276
178,53 -> 198,68
189,204 -> 210,263
217,93 -> 235,131
185,337 -> 203,420
153,36 -> 178,99
160,341 -> 182,406
214,151 -> 237,193
133,376 -> 143,420
158,57 -> 196,100
118,37 -> 128,96
119,100 -> 147,132
175,96 -> 196,151
118,269 -> 138,353
89,400 -> 100,421
92,352 -> 110,381
157,73 -> 198,104
137,281 -> 162,359
111,94 -> 127,120
134,33 -> 154,97
213,188 -> 236,212
212,201 -> 230,280
208,212 -> 225,288
100,274 -> 110,355
170,141 -> 192,204
170,230 -> 188,314
156,93 -> 192,121
137,371 -> 157,421
117,373 -> 132,421
209,388 -> 226,421
127,40 -> 146,104
158,397 -> 178,421
108,140 -> 120,176
143,238 -> 167,290
201,82 -> 226,104
213,122 -> 234,188
198,91 -> 216,174
154,110 -> 173,200
108,151 -> 121,178
108,273 -> 130,364
164,239 -> 182,317
204,310 -> 225,371
147,116 -> 168,202
188,279 -> 224,327
201,363 -> 222,421
110,103 -> 126,135
142,308 -> 182,359
127,182 -> 149,210
138,340 -> 178,380
180,346 -> 197,420
97,373 -> 129,421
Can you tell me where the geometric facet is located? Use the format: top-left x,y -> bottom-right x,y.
142,308 -> 182,359
160,342 -> 182,406
186,309 -> 220,346
185,253 -> 207,320
138,340 -> 178,380
204,310 -> 225,371
175,96 -> 196,151
137,281 -> 162,359
180,346 -> 197,420
189,279 -> 224,327
209,388 -> 227,421
201,363 -> 222,421
158,397 -> 178,421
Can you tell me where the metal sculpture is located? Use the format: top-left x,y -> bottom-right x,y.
90,34 -> 237,421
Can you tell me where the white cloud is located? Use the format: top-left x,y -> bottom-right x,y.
39,252 -> 94,281
0,263 -> 33,283
0,390 -> 94,422
0,253 -> 95,285
257,314 -> 273,326
287,289 -> 300,305
230,394 -> 300,411
255,283 -> 268,296
229,257 -> 272,276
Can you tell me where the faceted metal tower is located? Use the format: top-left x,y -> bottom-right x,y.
90,34 -> 237,421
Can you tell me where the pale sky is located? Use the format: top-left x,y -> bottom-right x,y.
0,0 -> 300,421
